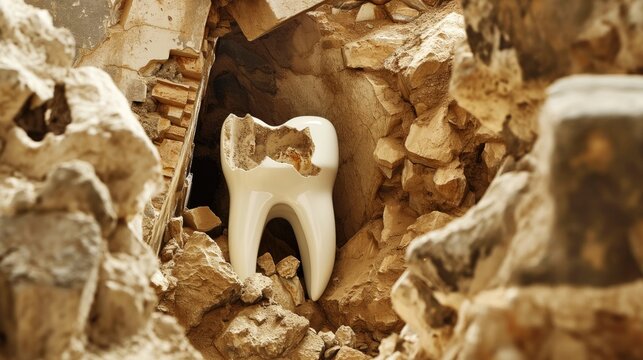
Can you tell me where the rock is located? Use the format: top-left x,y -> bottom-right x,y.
335,346 -> 371,360
381,201 -> 417,243
384,0 -> 420,23
319,331 -> 338,349
324,345 -> 342,359
335,325 -> 357,348
294,301 -> 329,331
215,304 -> 310,359
404,108 -> 462,167
281,276 -> 306,306
355,3 -> 388,22
320,220 -> 405,334
342,28 -> 408,71
482,142 -> 507,179
167,216 -> 184,246
12,160 -> 116,237
88,252 -> 157,346
0,212 -> 102,359
226,0 -> 326,41
399,211 -> 453,247
386,12 -> 466,115
400,0 -> 430,11
258,252 -> 277,276
276,255 -> 301,278
373,137 -> 406,171
164,231 -> 241,328
269,274 -> 297,311
183,206 -> 222,232
285,328 -> 325,360
241,273 -> 274,304
431,159 -> 467,207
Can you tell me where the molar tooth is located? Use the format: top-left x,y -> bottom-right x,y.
221,114 -> 339,300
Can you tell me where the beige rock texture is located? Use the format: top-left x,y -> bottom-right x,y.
159,231 -> 241,329
392,75 -> 643,359
451,0 -> 643,156
276,255 -> 302,278
0,2 -> 200,359
183,206 -> 223,232
214,304 -> 310,359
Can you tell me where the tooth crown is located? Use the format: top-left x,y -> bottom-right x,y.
221,114 -> 339,300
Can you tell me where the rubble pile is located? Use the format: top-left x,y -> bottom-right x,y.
0,1 -> 200,358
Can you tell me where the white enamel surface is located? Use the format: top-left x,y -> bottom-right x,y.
221,115 -> 339,300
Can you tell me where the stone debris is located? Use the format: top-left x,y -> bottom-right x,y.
356,3 -> 388,22
384,0 -> 420,23
183,206 -> 222,232
276,255 -> 301,278
257,252 -> 277,276
0,2 -> 200,358
241,273 -> 274,304
335,325 -> 357,348
214,304 -> 310,359
335,346 -> 371,360
160,231 -> 241,329
226,0 -> 327,41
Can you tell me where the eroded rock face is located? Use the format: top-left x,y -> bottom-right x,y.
451,0 -> 643,155
0,1 -> 199,358
394,75 -> 643,359
160,231 -> 241,329
214,304 -> 310,359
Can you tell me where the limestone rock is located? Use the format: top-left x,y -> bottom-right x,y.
241,273 -> 274,304
257,252 -> 277,276
384,0 -> 420,23
342,28 -> 408,71
320,220 -> 405,333
335,346 -> 371,360
281,276 -> 306,306
294,301 -> 329,331
319,331 -> 338,349
164,231 -> 241,328
404,108 -> 462,167
381,201 -> 417,243
335,325 -> 357,348
88,252 -> 158,346
215,304 -> 310,359
269,274 -> 297,312
284,328 -> 325,360
373,137 -> 406,170
386,12 -> 466,115
356,3 -> 388,22
399,211 -> 453,247
482,142 -> 506,179
276,255 -> 301,278
225,0 -> 326,41
0,212 -> 102,359
183,206 -> 222,232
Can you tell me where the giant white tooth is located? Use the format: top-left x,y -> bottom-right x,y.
221,113 -> 339,301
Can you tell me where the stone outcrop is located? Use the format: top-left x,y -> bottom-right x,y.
451,0 -> 643,155
0,2 -> 200,358
392,75 -> 643,359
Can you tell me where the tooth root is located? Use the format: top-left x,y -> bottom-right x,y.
290,192 -> 336,301
221,114 -> 338,301
227,191 -> 273,281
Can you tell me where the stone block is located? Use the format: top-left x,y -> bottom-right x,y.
226,0 -> 326,41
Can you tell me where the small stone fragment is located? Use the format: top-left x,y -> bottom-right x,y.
287,328 -> 325,360
258,252 -> 277,276
269,274 -> 297,311
241,273 -> 273,304
373,137 -> 406,170
281,275 -> 306,306
319,331 -> 338,349
356,3 -> 388,22
214,304 -> 310,359
183,206 -> 222,232
276,255 -> 301,278
335,346 -> 371,360
324,345 -> 342,359
384,0 -> 420,23
335,325 -> 357,348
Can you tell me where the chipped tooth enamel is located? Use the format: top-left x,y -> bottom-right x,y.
221,114 -> 339,300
